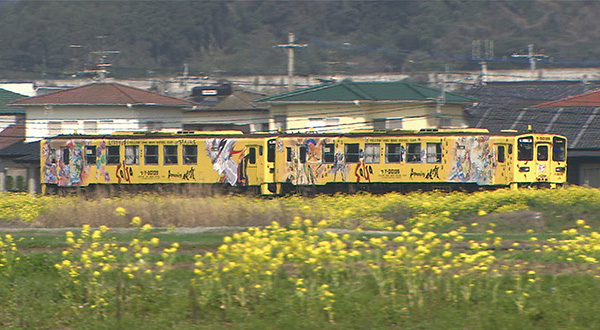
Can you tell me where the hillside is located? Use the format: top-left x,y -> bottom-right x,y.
1,1 -> 600,79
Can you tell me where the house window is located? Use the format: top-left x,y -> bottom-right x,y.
107,146 -> 120,164
386,118 -> 403,130
164,145 -> 178,165
385,143 -> 403,163
144,145 -> 159,165
345,143 -> 360,163
83,121 -> 98,134
323,143 -> 335,163
426,143 -> 442,163
374,118 -> 403,130
183,145 -> 198,164
145,121 -> 162,131
407,143 -> 421,163
325,118 -> 340,131
373,118 -> 386,130
85,145 -> 97,165
274,115 -> 287,132
309,118 -> 324,132
48,121 -> 62,136
364,143 -> 380,164
125,145 -> 139,165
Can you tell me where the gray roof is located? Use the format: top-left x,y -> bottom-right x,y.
463,82 -> 600,150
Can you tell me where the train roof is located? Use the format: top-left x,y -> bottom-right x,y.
44,127 -> 565,140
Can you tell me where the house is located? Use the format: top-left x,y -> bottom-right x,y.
2,82 -> 198,193
463,81 -> 600,187
9,82 -> 198,142
0,88 -> 27,144
254,81 -> 476,133
529,89 -> 600,187
0,141 -> 39,194
183,84 -> 269,133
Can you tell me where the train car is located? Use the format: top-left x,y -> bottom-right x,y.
40,128 -> 567,195
272,128 -> 567,194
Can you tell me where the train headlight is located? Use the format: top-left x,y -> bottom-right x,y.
555,167 -> 566,173
519,166 -> 530,172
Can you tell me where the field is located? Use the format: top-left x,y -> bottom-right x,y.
2,186 -> 600,329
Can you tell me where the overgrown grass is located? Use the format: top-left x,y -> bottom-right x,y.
1,185 -> 599,231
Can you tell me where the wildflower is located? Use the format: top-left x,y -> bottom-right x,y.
116,207 -> 127,217
141,224 -> 152,232
576,219 -> 586,227
130,216 -> 141,227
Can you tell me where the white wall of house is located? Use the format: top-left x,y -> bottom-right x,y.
25,105 -> 184,141
0,114 -> 22,131
267,102 -> 468,133
183,110 -> 269,132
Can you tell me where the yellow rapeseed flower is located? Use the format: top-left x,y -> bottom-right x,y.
130,216 -> 142,227
116,207 -> 127,217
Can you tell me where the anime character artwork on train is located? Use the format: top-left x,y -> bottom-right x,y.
39,131 -> 273,194
271,128 -> 567,193
40,128 -> 567,195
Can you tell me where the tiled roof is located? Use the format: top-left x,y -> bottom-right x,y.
0,140 -> 39,163
532,88 -> 600,107
0,88 -> 26,114
255,81 -> 476,104
463,82 -> 600,150
9,83 -> 198,107
0,123 -> 25,149
189,90 -> 268,111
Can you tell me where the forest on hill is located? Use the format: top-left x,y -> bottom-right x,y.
1,0 -> 600,79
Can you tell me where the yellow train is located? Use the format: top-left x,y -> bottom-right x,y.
40,128 -> 567,195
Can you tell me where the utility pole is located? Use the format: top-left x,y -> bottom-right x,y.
276,33 -> 307,91
511,44 -> 548,72
472,40 -> 493,85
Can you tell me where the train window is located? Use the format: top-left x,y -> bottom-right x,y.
286,147 -> 292,162
497,145 -> 505,163
345,143 -> 360,163
183,145 -> 198,165
62,147 -> 70,165
508,144 -> 513,154
85,145 -> 96,165
323,143 -> 335,163
267,139 -> 276,163
300,146 -> 307,163
164,145 -> 178,165
144,145 -> 159,165
364,143 -> 380,164
537,145 -> 548,161
407,143 -> 421,163
107,146 -> 120,165
248,147 -> 256,164
125,146 -> 139,165
518,137 -> 533,161
426,143 -> 442,163
553,137 -> 566,161
385,144 -> 403,163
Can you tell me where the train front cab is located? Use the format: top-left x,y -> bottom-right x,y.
511,134 -> 567,189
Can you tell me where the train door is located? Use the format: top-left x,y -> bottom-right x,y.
535,142 -> 551,182
244,145 -> 264,186
494,144 -> 510,185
